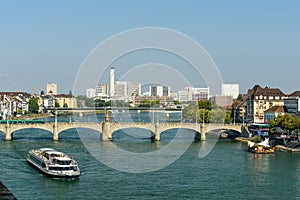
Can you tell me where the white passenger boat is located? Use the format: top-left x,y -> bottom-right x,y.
27,148 -> 80,178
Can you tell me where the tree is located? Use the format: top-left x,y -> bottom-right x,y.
198,109 -> 210,123
269,114 -> 300,132
210,108 -> 226,124
174,100 -> 180,105
28,97 -> 39,114
224,111 -> 232,124
76,95 -> 94,107
95,99 -> 106,107
182,103 -> 198,121
85,98 -> 95,107
63,103 -> 68,108
138,99 -> 151,107
237,94 -> 243,101
55,101 -> 60,108
198,100 -> 212,110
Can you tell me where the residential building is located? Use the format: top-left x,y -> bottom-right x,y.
95,84 -> 108,98
191,87 -> 209,101
128,82 -> 141,97
233,94 -> 247,123
131,96 -> 174,107
211,95 -> 233,109
264,106 -> 287,122
284,91 -> 300,116
222,84 -> 239,99
54,94 -> 76,108
246,85 -> 287,124
178,88 -> 191,102
149,85 -> 170,97
42,94 -> 76,109
0,92 -> 31,118
114,81 -> 128,101
114,81 -> 141,101
177,87 -> 209,102
46,83 -> 57,95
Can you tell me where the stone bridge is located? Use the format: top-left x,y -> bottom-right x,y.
0,122 -> 243,141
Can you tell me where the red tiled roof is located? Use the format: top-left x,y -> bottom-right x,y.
264,106 -> 287,113
289,91 -> 300,97
0,92 -> 31,98
248,85 -> 286,97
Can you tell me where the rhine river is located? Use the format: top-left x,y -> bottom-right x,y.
1,112 -> 300,199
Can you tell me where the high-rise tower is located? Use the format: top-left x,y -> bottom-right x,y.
110,68 -> 115,97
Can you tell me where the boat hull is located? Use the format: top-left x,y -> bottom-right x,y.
27,158 -> 80,179
249,150 -> 275,154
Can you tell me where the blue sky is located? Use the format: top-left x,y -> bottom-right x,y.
0,1 -> 299,95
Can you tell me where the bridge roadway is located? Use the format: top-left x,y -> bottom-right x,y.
0,122 -> 243,141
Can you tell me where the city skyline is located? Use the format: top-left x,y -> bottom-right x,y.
1,1 -> 300,95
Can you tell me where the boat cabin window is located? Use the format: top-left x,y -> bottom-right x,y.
53,159 -> 72,165
48,166 -> 77,171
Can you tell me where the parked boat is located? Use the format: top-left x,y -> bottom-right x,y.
27,148 -> 80,178
247,138 -> 275,154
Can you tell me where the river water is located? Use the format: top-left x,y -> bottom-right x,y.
1,113 -> 300,199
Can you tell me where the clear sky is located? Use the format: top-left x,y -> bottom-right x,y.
0,0 -> 299,95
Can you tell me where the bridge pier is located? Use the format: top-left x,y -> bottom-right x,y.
5,124 -> 11,141
200,125 -> 206,141
154,123 -> 160,141
53,123 -> 59,141
102,122 -> 112,141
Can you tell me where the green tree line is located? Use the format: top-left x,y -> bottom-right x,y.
182,100 -> 232,124
269,114 -> 300,133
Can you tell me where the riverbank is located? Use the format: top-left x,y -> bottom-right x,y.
234,137 -> 300,152
0,181 -> 17,200
11,113 -> 52,120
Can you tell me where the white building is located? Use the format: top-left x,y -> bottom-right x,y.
114,81 -> 127,101
178,88 -> 191,102
221,84 -> 239,99
86,88 -> 96,98
177,87 -> 209,102
191,87 -> 209,101
149,85 -> 170,97
114,81 -> 141,101
95,84 -> 108,98
128,82 -> 141,97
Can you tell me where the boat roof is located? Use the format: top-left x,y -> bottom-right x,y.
45,150 -> 63,155
54,157 -> 72,161
39,148 -> 55,152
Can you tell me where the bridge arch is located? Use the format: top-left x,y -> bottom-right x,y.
111,127 -> 155,141
159,127 -> 202,141
56,122 -> 102,140
10,128 -> 53,140
58,127 -> 102,140
5,123 -> 54,141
